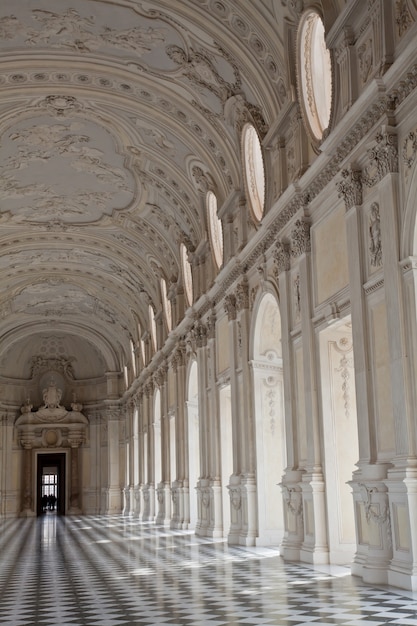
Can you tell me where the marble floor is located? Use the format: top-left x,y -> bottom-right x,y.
0,515 -> 417,625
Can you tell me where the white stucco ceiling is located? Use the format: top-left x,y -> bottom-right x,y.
0,0 -> 329,380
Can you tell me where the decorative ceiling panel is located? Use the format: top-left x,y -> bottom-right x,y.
0,0 -> 291,382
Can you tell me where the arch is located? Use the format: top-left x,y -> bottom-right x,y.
250,288 -> 286,545
0,320 -> 120,373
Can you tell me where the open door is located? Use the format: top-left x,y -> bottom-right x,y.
36,453 -> 66,516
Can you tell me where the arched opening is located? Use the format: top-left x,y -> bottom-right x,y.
318,317 -> 359,563
251,291 -> 287,545
186,360 -> 200,528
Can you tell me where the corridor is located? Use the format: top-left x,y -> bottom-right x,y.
0,516 -> 417,625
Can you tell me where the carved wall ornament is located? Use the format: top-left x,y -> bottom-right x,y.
364,132 -> 399,186
402,130 -> 417,169
153,368 -> 164,389
30,355 -> 75,379
337,167 -> 363,210
358,483 -> 392,548
281,485 -> 303,520
171,340 -> 187,372
191,165 -> 215,194
273,240 -> 291,275
396,0 -> 413,38
369,202 -> 383,267
228,486 -> 242,510
206,307 -> 217,339
293,273 -> 301,321
201,487 -> 210,508
236,276 -> 250,311
166,44 -> 240,104
264,386 -> 277,435
43,94 -> 80,117
0,9 -> 167,56
224,93 -> 267,137
290,219 -> 311,257
333,338 -> 354,419
358,38 -> 373,85
224,293 -> 237,321
249,286 -> 258,310
193,320 -> 208,348
237,320 -> 242,351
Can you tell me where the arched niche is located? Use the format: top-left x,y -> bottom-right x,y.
250,289 -> 286,545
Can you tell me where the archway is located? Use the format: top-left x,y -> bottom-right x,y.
251,291 -> 287,545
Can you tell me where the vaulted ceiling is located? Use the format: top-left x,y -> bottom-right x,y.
0,0 -> 340,381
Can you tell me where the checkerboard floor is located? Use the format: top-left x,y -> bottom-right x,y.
0,515 -> 416,625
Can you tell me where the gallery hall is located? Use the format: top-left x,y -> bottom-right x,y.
2,1 -> 417,624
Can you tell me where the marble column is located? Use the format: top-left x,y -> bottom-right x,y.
171,341 -> 188,529
276,241 -> 305,560
68,441 -> 82,514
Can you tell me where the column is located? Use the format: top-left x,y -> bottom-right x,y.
291,214 -> 329,565
21,443 -> 34,516
339,160 -> 392,584
146,381 -> 155,522
132,397 -> 140,518
127,402 -> 135,516
84,411 -> 101,514
206,307 -> 223,538
104,407 -> 122,514
372,130 -> 417,590
68,440 -> 82,514
1,412 -> 18,518
194,320 -> 209,537
171,341 -> 187,529
236,275 -> 257,546
155,363 -> 171,525
223,291 -> 243,544
275,241 -> 305,559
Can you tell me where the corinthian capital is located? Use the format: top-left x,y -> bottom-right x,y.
290,219 -> 311,258
364,131 -> 399,186
236,276 -> 249,311
337,166 -> 363,210
224,293 -> 237,321
273,240 -> 291,275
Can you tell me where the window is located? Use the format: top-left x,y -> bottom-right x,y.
149,304 -> 157,351
130,338 -> 137,376
181,242 -> 193,306
137,322 -> 146,365
242,123 -> 265,222
161,277 -> 172,331
297,10 -> 332,141
207,191 -> 223,268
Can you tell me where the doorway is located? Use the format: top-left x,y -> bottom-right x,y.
36,453 -> 66,516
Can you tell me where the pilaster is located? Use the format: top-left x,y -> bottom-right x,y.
275,242 -> 305,559
170,341 -> 188,529
292,213 -> 329,565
